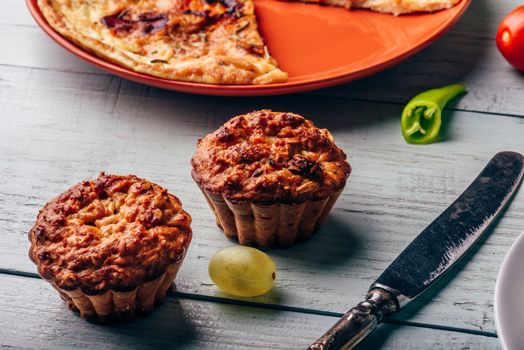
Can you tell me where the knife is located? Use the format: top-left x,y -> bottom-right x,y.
308,151 -> 524,350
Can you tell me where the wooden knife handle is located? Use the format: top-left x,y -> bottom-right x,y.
307,288 -> 398,350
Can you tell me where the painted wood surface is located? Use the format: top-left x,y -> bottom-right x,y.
1,0 -> 524,116
1,0 -> 523,348
2,64 -> 524,336
0,274 -> 500,349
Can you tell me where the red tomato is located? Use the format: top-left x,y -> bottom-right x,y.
497,6 -> 524,71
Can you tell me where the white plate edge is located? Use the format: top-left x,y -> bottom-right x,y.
494,231 -> 524,350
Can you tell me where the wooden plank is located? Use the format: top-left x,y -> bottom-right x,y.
2,0 -> 524,116
1,64 -> 523,334
0,274 -> 501,349
0,1 -> 35,27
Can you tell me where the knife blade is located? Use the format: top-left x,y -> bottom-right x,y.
308,151 -> 524,350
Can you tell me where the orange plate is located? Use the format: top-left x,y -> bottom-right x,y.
27,0 -> 471,96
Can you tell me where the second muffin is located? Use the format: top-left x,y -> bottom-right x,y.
191,110 -> 351,247
29,173 -> 192,321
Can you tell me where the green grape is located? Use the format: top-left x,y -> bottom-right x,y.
208,246 -> 276,297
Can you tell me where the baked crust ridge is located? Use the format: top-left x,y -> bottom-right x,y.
29,173 -> 192,296
191,110 -> 351,204
292,0 -> 462,15
37,0 -> 288,85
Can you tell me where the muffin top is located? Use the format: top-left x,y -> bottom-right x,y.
29,173 -> 192,295
191,110 -> 351,203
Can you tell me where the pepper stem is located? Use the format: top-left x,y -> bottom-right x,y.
423,84 -> 467,110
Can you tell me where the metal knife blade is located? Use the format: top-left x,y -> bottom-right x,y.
372,151 -> 524,304
308,151 -> 524,350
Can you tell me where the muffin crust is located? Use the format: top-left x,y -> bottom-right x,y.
29,173 -> 192,295
191,110 -> 351,203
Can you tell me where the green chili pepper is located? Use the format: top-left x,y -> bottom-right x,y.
401,84 -> 467,144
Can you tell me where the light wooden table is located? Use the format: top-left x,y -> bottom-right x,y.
1,0 -> 523,348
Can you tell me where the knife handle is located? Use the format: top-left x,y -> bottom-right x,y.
307,288 -> 398,350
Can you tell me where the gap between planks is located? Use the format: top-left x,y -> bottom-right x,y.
307,95 -> 524,120
0,267 -> 498,339
2,61 -> 524,121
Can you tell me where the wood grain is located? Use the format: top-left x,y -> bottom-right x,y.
1,0 -> 524,116
1,0 -> 523,346
1,64 -> 523,335
0,274 -> 500,349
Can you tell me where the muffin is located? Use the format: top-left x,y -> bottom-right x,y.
28,173 -> 192,321
191,110 -> 351,247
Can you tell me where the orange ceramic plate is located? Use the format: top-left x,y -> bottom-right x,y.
27,0 -> 471,96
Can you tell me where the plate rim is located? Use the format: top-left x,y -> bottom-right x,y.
494,231 -> 524,350
26,0 -> 472,96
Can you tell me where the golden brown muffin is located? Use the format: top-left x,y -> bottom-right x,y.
191,110 -> 351,247
28,173 -> 192,321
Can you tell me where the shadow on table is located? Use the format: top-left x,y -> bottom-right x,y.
146,0 -> 493,116
353,322 -> 400,349
144,90 -> 401,131
96,299 -> 197,349
268,214 -> 365,269
208,214 -> 365,306
318,0 -> 494,102
204,284 -> 290,306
